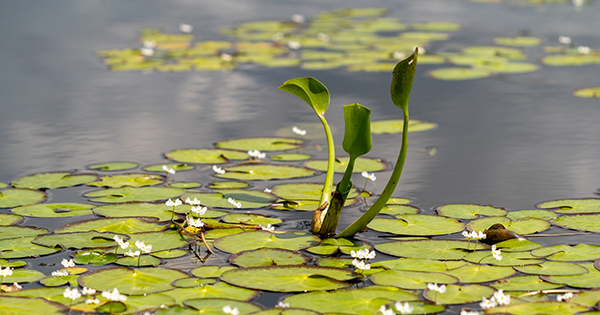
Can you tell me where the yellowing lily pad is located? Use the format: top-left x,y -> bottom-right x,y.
574,87 -> 600,98
0,188 -> 47,208
428,67 -> 493,80
165,148 -> 248,164
207,181 -> 250,189
542,54 -> 600,66
215,137 -> 304,151
370,119 -> 437,134
304,157 -> 388,173
217,164 -> 316,181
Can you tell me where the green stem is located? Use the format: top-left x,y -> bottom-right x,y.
336,109 -> 409,238
318,114 -> 335,208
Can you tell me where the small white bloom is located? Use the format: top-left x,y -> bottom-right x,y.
61,258 -> 75,268
114,235 -> 130,249
557,292 -> 574,302
179,23 -> 193,33
228,197 -> 242,208
393,51 -> 406,60
82,287 -> 96,295
264,188 -> 272,193
491,245 -> 503,261
473,231 -> 486,240
162,165 -> 176,174
191,206 -> 207,216
85,298 -> 100,305
573,0 -> 584,7
378,305 -> 395,315
577,46 -> 591,54
276,301 -> 290,308
287,40 -> 301,50
480,297 -> 498,309
352,259 -> 370,270
185,197 -> 201,205
248,149 -> 266,159
0,267 -> 13,277
361,171 -> 376,181
143,41 -> 156,49
188,216 -> 204,228
165,198 -> 182,207
102,288 -> 127,301
52,269 -> 69,277
135,240 -> 152,253
395,301 -> 414,315
462,230 -> 472,239
140,47 -> 154,57
213,165 -> 226,174
223,305 -> 240,315
427,283 -> 446,293
261,224 -> 275,231
291,14 -> 305,23
124,249 -> 141,257
558,36 -> 572,45
460,310 -> 480,315
292,126 -> 306,136
493,290 -> 510,306
63,287 -> 82,300
316,32 -> 330,42
220,53 -> 233,61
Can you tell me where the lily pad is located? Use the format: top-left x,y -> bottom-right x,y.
507,209 -> 558,220
0,213 -> 24,226
305,238 -> 371,255
467,216 -> 551,235
0,226 -> 49,240
271,183 -> 359,200
172,277 -> 217,288
304,157 -> 388,173
217,164 -> 316,181
229,248 -> 310,267
54,217 -> 164,234
215,137 -> 304,151
574,87 -> 600,98
428,67 -> 493,80
436,203 -> 507,219
160,282 -> 259,305
2,268 -> 45,283
370,258 -> 451,272
376,239 -> 473,260
491,275 -> 564,291
476,61 -> 539,73
84,186 -> 185,203
79,266 -> 189,295
370,269 -> 459,289
412,21 -> 461,31
0,236 -> 61,259
207,181 -> 250,189
0,296 -> 67,314
114,230 -> 193,255
423,284 -> 495,305
11,172 -> 98,190
464,250 -> 544,266
537,198 -> 600,214
144,163 -> 195,172
165,148 -> 248,164
12,203 -> 95,218
494,36 -> 542,46
370,120 -> 437,134
379,204 -> 420,216
184,298 -> 262,315
462,46 -> 526,59
368,214 -> 465,236
514,261 -> 589,276
214,231 -> 320,253
221,265 -> 354,292
73,249 -> 117,265
33,231 -> 117,249
222,213 -> 282,226
87,173 -> 165,188
88,161 -> 139,171
551,213 -> 600,233
172,181 -> 201,189
116,255 -> 162,267
93,202 -> 180,221
444,263 -> 517,283
182,189 -> 275,209
486,301 -> 588,315
190,265 -> 238,278
531,244 -> 600,261
0,188 -> 47,208
542,54 -> 600,66
270,153 -> 312,161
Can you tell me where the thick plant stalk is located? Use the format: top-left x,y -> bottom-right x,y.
311,114 -> 336,233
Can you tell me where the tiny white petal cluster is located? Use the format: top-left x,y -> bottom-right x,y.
188,215 -> 204,228
140,47 -> 154,57
220,53 -> 233,61
577,46 -> 591,54
493,290 -> 510,306
124,249 -> 141,257
460,310 -> 480,315
361,171 -> 376,181
82,287 -> 96,295
0,267 -> 13,277
191,206 -> 208,216
143,41 -> 156,49
248,149 -> 266,159
185,197 -> 201,206
102,288 -> 127,301
427,283 -> 446,293
213,165 -> 226,174
393,51 -> 406,60
135,240 -> 152,254
377,305 -> 395,315
179,23 -> 193,33
165,198 -> 182,207
228,197 -> 242,208
292,126 -> 306,136
162,165 -> 176,175
352,259 -> 371,270
223,305 -> 240,315
351,248 -> 376,260
287,41 -> 301,50
559,36 -> 572,45
491,245 -> 503,261
63,287 -> 81,300
85,298 -> 100,305
462,230 -> 486,240
261,224 -> 275,231
264,188 -> 272,193
114,235 -> 130,249
557,292 -> 574,302
61,258 -> 75,268
291,14 -> 305,23
13,282 -> 22,290
395,301 -> 414,314
52,269 -> 69,277
276,301 -> 290,308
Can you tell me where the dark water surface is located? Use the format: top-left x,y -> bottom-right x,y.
1,0 -> 600,311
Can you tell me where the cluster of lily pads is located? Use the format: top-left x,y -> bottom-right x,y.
2,119 -> 600,314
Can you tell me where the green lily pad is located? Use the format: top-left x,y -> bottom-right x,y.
371,258 -> 451,272
33,231 -> 117,249
221,265 -> 354,292
215,137 -> 304,151
476,61 -> 539,73
217,164 -> 316,181
486,301 -> 588,315
494,238 -> 542,252
39,272 -> 82,287
423,284 -> 495,305
207,181 -> 250,189
87,173 -> 165,188
160,282 -> 259,304
0,182 -> 5,189
229,248 -> 310,268
248,308 -> 323,315
462,46 -> 526,59
368,214 -> 465,236
515,261 -> 589,276
165,148 -> 249,164
12,203 -> 95,218
531,244 -> 600,261
376,239 -> 473,260
491,275 -> 564,291
436,203 -> 508,219
0,259 -> 26,268
379,204 -> 420,216
542,54 -> 600,66
79,266 -> 189,295
190,265 -> 238,278
72,249 -> 117,265
114,230 -> 193,255
171,182 -> 202,189
428,67 -> 493,80
270,153 -> 312,161
182,189 -> 275,209
0,213 -> 24,226
0,296 -> 67,314
222,213 -> 282,226
2,268 -> 45,283
11,172 -> 98,190
144,163 -> 195,172
387,197 -> 411,204
184,298 -> 262,315
551,213 -> 600,232
370,120 -> 437,134
304,157 -> 388,173
0,236 -> 61,259
507,209 -> 558,220
574,87 -> 600,98
172,277 -> 217,288
93,202 -> 180,221
467,216 -> 551,235
152,249 -> 188,259
0,188 -> 47,208
305,238 -> 371,255
444,263 -> 517,283
270,199 -> 323,211
370,269 -> 459,289
54,217 -> 164,234
537,198 -> 600,214
282,288 -> 421,315
412,21 -> 461,31
88,161 -> 139,171
271,183 -> 359,200
214,231 -> 320,253
494,36 -> 542,46
0,226 -> 49,240
314,257 -> 354,268
464,250 -> 543,266
84,186 -> 185,203
116,255 -> 162,267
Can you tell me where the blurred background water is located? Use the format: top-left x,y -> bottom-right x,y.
0,0 -> 599,239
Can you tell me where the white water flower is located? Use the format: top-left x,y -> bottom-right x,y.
272,32 -> 284,41
82,287 -> 96,295
63,287 -> 81,300
135,240 -> 152,254
350,248 -> 376,260
12,282 -> 22,290
61,258 -> 75,268
165,198 -> 182,207
577,46 -> 591,54
261,224 -> 275,231
276,301 -> 290,308
228,197 -> 242,208
191,205 -> 207,216
124,249 -> 141,257
213,165 -> 226,174
102,288 -> 127,301
460,310 -> 480,315
287,40 -> 301,50
52,269 -> 69,277
292,126 -> 306,136
264,188 -> 272,193
291,14 -> 305,23
179,23 -> 193,33
395,301 -> 413,314
162,165 -> 176,174
491,245 -> 503,261
559,36 -> 572,45
557,292 -> 574,302
427,283 -> 446,293
85,298 -> 100,305
352,259 -> 371,270
493,290 -> 510,306
361,171 -> 376,181
188,216 -> 204,228
0,267 -> 13,277
185,197 -> 201,205
480,297 -> 498,309
113,235 -> 130,249
393,51 -> 406,60
377,305 -> 395,315
220,53 -> 233,61
223,305 -> 240,315
140,47 -> 154,57
248,149 -> 266,159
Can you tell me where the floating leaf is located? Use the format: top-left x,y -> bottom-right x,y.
368,214 -> 465,236
376,239 -> 473,260
304,157 -> 388,173
0,226 -> 48,240
230,248 -> 310,268
248,308 -> 323,315
494,238 -> 542,252
152,249 -> 188,259
214,231 -> 320,253
476,62 -> 539,73
160,282 -> 258,304
436,203 -> 507,219
165,148 -> 248,164
114,231 -> 193,255
444,263 -> 517,283
270,199 -> 355,211
191,266 -> 238,278
574,87 -> 600,98
184,298 -> 262,314
87,173 -> 165,188
412,21 -> 461,31
116,255 -> 162,267
93,202 -> 180,221
0,188 -> 47,208
491,275 -> 564,291
221,265 -> 354,292
537,198 -> 600,214
0,259 -> 26,268
514,261 -> 589,276
494,36 -> 542,46
0,236 -> 61,259
172,181 -> 202,189
270,153 -> 312,161
305,238 -> 371,255
217,164 -> 316,181
371,258 -> 451,272
222,214 -> 282,226
467,216 -> 550,235
216,137 -> 304,151
79,267 -> 189,295
0,296 -> 67,314
486,301 -> 587,315
54,217 -> 164,234
428,67 -> 493,80
370,120 -> 437,134
11,172 -> 97,190
182,189 -> 276,209
370,269 -> 459,289
144,163 -> 195,172
507,209 -> 557,220
531,244 -> 600,261
379,204 -> 420,216
33,231 -> 116,249
542,54 -> 600,66
551,213 -> 600,233
271,183 -> 358,200
84,186 -> 185,203
173,277 -> 216,288
2,268 -> 45,283
0,213 -> 24,226
73,249 -> 117,265
464,250 -> 543,266
462,46 -> 526,59
12,203 -> 95,218
208,181 -> 250,189
423,284 -> 495,304
88,161 -> 139,171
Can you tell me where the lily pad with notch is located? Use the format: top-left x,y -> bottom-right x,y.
11,172 -> 98,190
376,239 -> 473,260
72,249 -> 117,265
217,164 -> 316,181
370,119 -> 437,134
54,217 -> 165,234
84,186 -> 185,203
369,214 -> 465,236
165,148 -> 248,164
0,188 -> 47,208
270,153 -> 312,161
507,209 -> 558,220
93,202 -> 186,222
229,248 -> 310,268
551,213 -> 600,233
436,203 -> 507,219
88,161 -> 139,171
379,204 -> 420,216
86,173 -> 165,188
305,238 -> 372,256
12,203 -> 95,218
0,235 -> 61,259
214,231 -> 320,254
190,265 -> 238,278
215,137 -> 304,151
79,266 -> 189,295
444,263 -> 517,283
304,157 -> 388,173
537,198 -> 600,214
514,261 -> 589,276
531,244 -> 600,261
0,226 -> 49,240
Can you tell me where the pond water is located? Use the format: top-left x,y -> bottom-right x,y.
1,0 -> 600,314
